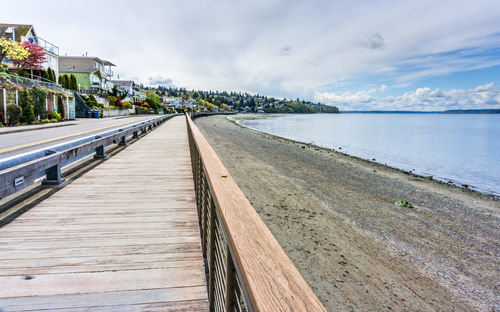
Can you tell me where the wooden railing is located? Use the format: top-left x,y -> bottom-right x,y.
186,114 -> 325,312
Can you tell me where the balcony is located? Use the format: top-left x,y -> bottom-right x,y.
35,36 -> 59,56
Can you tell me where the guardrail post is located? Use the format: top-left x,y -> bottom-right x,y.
93,136 -> 107,159
117,129 -> 128,146
119,136 -> 127,146
42,150 -> 65,185
133,131 -> 139,138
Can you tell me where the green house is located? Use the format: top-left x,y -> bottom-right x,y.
58,56 -> 115,92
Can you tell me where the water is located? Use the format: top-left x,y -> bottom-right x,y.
238,113 -> 500,197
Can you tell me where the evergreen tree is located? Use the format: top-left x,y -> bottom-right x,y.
19,89 -> 35,123
70,74 -> 78,91
31,86 -> 47,119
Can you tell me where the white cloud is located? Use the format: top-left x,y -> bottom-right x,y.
314,83 -> 500,111
2,0 -> 500,105
379,84 -> 388,93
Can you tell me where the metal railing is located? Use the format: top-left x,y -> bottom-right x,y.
0,72 -> 65,92
0,115 -> 177,199
186,114 -> 325,311
35,36 -> 59,56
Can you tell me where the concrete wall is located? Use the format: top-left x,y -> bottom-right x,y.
102,109 -> 129,118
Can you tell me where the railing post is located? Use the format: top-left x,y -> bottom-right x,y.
42,150 -> 65,185
118,129 -> 128,146
133,131 -> 139,138
207,194 -> 216,308
94,136 -> 107,159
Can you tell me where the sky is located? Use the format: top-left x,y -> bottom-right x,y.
2,0 -> 500,111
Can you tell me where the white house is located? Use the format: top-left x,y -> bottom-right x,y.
0,24 -> 59,76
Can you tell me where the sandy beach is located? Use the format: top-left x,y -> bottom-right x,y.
194,115 -> 499,312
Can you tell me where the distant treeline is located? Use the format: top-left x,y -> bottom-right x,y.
155,86 -> 339,113
443,109 -> 500,114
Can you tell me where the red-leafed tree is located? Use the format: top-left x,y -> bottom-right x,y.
13,42 -> 46,78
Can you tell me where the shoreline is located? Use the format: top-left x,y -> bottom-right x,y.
229,114 -> 499,200
195,115 -> 499,311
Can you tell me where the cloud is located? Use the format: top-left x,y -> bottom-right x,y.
314,82 -> 500,111
379,84 -> 388,93
275,45 -> 292,56
363,33 -> 386,50
3,0 -> 500,106
147,76 -> 176,87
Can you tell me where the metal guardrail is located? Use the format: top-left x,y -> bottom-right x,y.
0,115 -> 177,199
186,114 -> 325,311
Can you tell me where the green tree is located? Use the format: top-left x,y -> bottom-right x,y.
144,90 -> 162,113
31,86 -> 47,119
70,74 -> 78,91
19,89 -> 34,123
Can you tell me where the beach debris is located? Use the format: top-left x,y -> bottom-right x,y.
394,200 -> 413,208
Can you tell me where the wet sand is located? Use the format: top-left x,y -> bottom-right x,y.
194,115 -> 499,312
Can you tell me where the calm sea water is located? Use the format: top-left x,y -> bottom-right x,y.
238,114 -> 500,197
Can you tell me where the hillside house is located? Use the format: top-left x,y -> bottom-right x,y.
0,23 -> 60,76
59,56 -> 115,92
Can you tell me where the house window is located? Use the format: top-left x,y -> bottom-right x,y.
95,62 -> 99,69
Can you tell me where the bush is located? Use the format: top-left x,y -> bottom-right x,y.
31,86 -> 47,119
0,111 -> 5,125
7,104 -> 22,125
141,103 -> 150,109
123,101 -> 132,109
107,95 -> 118,106
19,89 -> 34,124
52,111 -> 62,121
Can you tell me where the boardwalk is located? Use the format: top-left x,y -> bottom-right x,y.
0,116 -> 209,311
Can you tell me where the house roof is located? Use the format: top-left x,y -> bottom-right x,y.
59,56 -> 116,66
111,80 -> 134,87
0,24 -> 34,42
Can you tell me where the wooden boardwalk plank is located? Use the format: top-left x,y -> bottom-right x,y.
0,116 -> 208,310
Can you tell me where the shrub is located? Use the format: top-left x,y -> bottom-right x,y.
107,95 -> 118,106
134,101 -> 143,106
141,103 -> 150,109
19,89 -> 34,123
6,104 -> 22,125
31,86 -> 47,119
123,101 -> 132,109
52,111 -> 62,121
0,111 -> 5,125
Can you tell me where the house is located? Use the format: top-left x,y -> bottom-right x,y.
110,80 -> 145,102
0,23 -> 60,76
59,56 -> 115,92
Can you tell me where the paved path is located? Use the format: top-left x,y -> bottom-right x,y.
0,116 -> 209,311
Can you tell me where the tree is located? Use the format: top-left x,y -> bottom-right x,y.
47,67 -> 56,82
58,74 -> 67,88
0,38 -> 29,62
19,89 -> 34,123
144,90 -> 162,113
12,42 -> 46,78
31,86 -> 47,119
70,74 -> 78,91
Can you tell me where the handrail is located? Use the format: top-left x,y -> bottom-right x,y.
186,114 -> 325,311
0,115 -> 177,199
